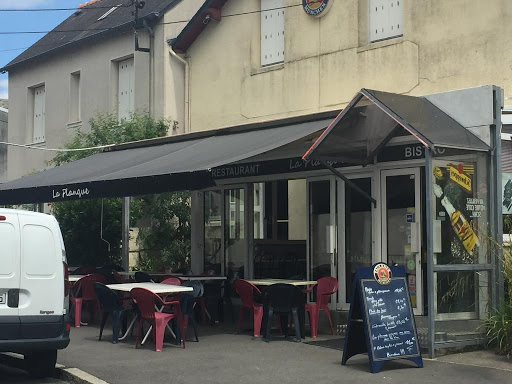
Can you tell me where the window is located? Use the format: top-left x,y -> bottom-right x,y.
369,0 -> 403,42
33,85 -> 45,143
118,58 -> 134,121
261,0 -> 285,66
69,71 -> 81,123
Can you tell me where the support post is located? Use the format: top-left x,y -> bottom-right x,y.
425,148 -> 435,358
493,86 -> 504,308
121,197 -> 130,272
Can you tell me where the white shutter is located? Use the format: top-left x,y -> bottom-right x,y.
261,0 -> 284,66
388,0 -> 402,38
370,0 -> 402,42
33,85 -> 45,143
118,58 -> 134,120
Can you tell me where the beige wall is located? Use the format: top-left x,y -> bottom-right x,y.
6,0 -> 203,182
187,0 -> 512,132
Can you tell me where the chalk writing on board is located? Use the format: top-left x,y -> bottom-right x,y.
361,277 -> 420,361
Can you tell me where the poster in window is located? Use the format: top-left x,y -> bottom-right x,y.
433,163 -> 486,263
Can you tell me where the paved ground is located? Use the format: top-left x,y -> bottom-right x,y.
56,319 -> 512,384
0,362 -> 68,384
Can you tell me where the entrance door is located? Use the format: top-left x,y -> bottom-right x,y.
307,177 -> 337,308
381,168 -> 423,315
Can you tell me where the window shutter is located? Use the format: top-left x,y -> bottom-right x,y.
118,58 -> 134,121
370,0 -> 402,42
33,86 -> 45,143
261,0 -> 284,66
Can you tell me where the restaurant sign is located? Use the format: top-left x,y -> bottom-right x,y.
52,187 -> 90,200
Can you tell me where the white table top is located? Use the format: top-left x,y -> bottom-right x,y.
117,271 -> 226,281
106,282 -> 193,294
245,279 -> 317,286
69,275 -> 82,283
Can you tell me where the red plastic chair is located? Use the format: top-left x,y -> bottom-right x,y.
113,271 -> 129,284
161,277 -> 183,286
70,274 -> 107,328
233,279 -> 263,338
303,277 -> 338,338
130,288 -> 186,352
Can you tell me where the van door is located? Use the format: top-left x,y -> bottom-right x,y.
0,212 -> 21,340
18,214 -> 64,338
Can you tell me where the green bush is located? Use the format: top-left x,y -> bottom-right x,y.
484,303 -> 512,356
49,113 -> 189,268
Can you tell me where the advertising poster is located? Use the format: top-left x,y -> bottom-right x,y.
433,163 -> 485,264
503,172 -> 512,214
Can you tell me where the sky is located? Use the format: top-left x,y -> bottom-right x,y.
0,0 -> 84,100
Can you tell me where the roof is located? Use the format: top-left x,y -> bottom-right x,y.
303,89 -> 490,164
0,99 -> 7,110
0,112 -> 335,204
172,0 -> 229,53
1,0 -> 182,72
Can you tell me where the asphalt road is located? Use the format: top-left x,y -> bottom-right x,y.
0,362 -> 68,384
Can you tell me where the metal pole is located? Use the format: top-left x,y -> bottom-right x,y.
425,148 -> 435,358
121,197 -> 130,272
493,86 -> 504,307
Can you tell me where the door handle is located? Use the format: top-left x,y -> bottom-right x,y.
8,289 -> 19,308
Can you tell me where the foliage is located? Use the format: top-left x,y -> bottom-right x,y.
136,191 -> 191,272
484,303 -> 512,357
49,113 -> 170,267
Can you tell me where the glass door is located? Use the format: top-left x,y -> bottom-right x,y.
381,168 -> 423,315
339,176 -> 374,309
224,187 -> 247,280
307,177 -> 337,307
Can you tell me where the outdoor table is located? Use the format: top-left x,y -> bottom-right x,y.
106,282 -> 193,344
68,275 -> 82,283
245,279 -> 317,286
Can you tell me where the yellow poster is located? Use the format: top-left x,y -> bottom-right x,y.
448,166 -> 472,192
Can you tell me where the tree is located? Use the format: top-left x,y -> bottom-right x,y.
49,113 -> 174,267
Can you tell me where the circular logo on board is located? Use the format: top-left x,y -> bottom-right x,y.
302,0 -> 332,17
373,263 -> 392,285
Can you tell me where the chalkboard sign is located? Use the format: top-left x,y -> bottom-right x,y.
361,277 -> 420,361
342,264 -> 423,373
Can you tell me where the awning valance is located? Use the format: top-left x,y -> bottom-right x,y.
303,89 -> 490,164
0,116 -> 333,205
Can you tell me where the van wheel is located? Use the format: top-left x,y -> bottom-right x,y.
25,350 -> 57,378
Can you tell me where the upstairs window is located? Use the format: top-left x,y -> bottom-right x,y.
33,85 -> 45,143
69,71 -> 81,123
118,58 -> 134,121
261,0 -> 285,66
369,0 -> 403,42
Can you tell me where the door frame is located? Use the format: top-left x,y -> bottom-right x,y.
306,175 -> 337,309
337,172 -> 376,310
380,167 -> 423,315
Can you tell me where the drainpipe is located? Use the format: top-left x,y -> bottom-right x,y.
169,47 -> 190,134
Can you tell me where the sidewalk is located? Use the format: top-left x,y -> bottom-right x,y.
58,323 -> 511,384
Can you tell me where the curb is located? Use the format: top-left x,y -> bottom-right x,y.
0,353 -> 108,384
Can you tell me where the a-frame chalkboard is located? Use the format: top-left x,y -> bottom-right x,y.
341,263 -> 423,373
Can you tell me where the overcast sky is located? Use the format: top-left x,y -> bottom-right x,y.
0,0 -> 84,99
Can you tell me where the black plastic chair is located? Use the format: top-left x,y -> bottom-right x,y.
134,271 -> 153,283
93,282 -> 133,344
176,280 -> 204,343
262,283 -> 305,343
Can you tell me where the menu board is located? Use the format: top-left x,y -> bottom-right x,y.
342,264 -> 423,373
361,277 -> 420,361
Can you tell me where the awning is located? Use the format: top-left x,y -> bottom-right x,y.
303,89 -> 490,164
0,116 -> 333,205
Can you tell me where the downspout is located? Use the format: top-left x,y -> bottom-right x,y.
169,47 -> 190,134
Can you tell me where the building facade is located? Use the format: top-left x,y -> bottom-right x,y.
1,0 -> 203,182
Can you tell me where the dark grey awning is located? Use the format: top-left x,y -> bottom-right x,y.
0,116 -> 333,204
303,89 -> 490,164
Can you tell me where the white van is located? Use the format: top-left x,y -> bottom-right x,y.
0,209 -> 70,378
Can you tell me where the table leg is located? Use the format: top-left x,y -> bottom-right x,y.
118,314 -> 137,341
